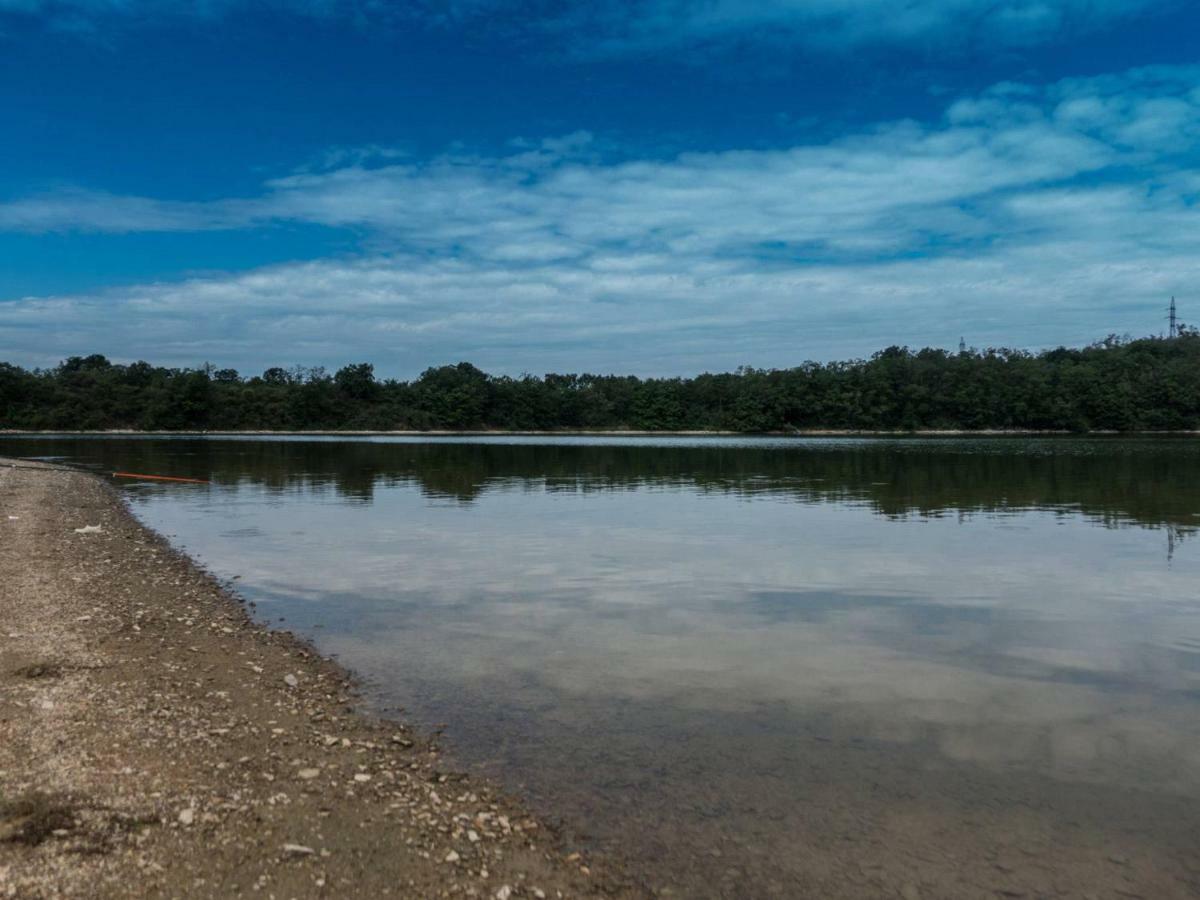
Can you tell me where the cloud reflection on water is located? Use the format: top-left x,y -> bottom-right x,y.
134,475 -> 1200,796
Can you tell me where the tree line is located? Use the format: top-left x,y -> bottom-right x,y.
1,331 -> 1198,433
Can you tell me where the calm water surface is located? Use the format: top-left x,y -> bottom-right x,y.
6,435 -> 1200,898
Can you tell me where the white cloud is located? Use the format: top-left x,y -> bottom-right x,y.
4,69 -> 1194,260
1,66 -> 1197,374
0,188 -> 247,233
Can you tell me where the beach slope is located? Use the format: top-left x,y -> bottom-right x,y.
0,460 -> 635,899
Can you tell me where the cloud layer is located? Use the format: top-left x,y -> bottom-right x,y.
1,0 -> 1169,51
1,66 -> 1197,375
537,0 -> 1166,54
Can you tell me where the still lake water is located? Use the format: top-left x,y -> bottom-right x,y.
6,435 -> 1200,898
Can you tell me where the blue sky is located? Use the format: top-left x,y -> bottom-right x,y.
1,0 -> 1198,376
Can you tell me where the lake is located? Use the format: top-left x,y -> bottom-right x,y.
5,434 -> 1200,898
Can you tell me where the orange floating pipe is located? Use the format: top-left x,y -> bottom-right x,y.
112,472 -> 211,484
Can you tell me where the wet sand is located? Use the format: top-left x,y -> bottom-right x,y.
0,459 -> 641,899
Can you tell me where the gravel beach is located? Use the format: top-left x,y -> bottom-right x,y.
0,459 -> 642,899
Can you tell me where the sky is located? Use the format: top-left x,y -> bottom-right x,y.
0,0 -> 1198,377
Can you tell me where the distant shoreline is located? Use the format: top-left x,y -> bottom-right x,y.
8,336 -> 1197,436
2,428 -> 1199,438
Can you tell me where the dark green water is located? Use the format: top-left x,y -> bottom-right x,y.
6,435 -> 1200,898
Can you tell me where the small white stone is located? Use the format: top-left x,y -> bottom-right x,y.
495,886 -> 513,900
297,768 -> 321,780
353,773 -> 371,783
444,850 -> 461,863
178,808 -> 195,826
283,673 -> 299,687
283,843 -> 315,856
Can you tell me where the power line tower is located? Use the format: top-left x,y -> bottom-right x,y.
1168,296 -> 1178,338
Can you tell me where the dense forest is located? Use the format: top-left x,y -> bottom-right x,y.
1,331 -> 1198,433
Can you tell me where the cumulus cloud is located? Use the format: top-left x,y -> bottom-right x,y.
1,66 -> 1197,374
2,66 -> 1195,255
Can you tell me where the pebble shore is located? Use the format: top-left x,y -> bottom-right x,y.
0,459 -> 642,899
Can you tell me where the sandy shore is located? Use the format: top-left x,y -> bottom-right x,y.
0,459 -> 641,899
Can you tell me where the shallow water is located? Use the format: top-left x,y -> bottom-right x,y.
6,435 -> 1200,898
